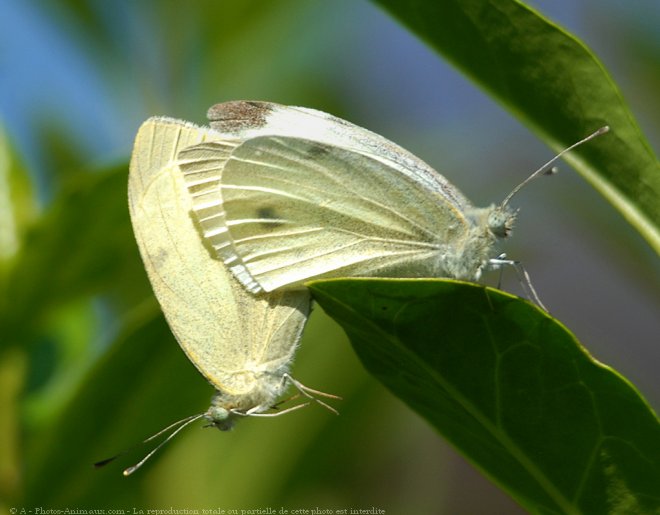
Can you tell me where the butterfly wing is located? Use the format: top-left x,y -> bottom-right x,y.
128,118 -> 310,402
180,134 -> 471,293
206,101 -> 471,210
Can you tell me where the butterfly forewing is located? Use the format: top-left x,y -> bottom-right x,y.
207,101 -> 472,211
214,135 -> 470,292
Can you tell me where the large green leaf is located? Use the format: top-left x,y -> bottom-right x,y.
1,165 -> 148,347
372,0 -> 660,254
310,278 -> 660,514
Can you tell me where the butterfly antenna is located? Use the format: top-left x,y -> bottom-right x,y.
501,126 -> 609,208
94,412 -> 206,475
122,413 -> 206,476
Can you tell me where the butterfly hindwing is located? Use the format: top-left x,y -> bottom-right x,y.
129,118 -> 310,398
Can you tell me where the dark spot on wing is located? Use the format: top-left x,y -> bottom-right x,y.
302,142 -> 331,159
207,101 -> 271,130
151,248 -> 169,270
257,207 -> 284,229
257,207 -> 277,219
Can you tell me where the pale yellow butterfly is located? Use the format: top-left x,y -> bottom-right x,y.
119,116 -> 337,475
176,101 -> 607,301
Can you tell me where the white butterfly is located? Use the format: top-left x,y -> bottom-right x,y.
176,101 -> 606,298
124,117 -> 337,474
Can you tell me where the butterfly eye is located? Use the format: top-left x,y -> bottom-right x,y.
488,208 -> 516,238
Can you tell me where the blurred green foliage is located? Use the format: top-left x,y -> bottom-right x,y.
1,0 -> 658,513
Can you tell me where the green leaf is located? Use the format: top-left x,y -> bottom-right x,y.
372,0 -> 660,254
1,164 -> 149,347
310,278 -> 660,514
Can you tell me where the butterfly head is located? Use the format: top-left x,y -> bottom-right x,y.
205,396 -> 237,431
487,205 -> 517,239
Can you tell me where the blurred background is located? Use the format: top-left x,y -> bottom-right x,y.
0,0 -> 658,513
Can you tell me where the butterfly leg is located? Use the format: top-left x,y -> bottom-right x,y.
283,373 -> 341,415
489,254 -> 548,312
